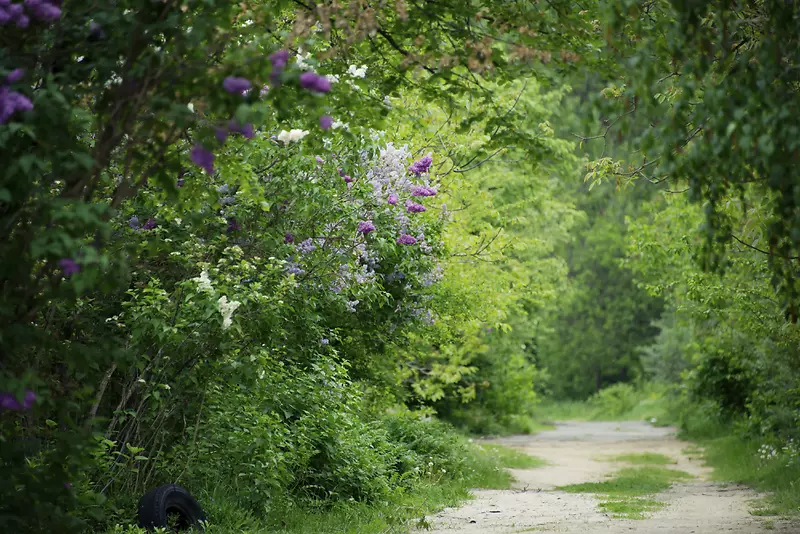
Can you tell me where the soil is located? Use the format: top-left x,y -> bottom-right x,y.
424,421 -> 797,533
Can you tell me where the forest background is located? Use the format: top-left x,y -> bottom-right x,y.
2,0 -> 799,532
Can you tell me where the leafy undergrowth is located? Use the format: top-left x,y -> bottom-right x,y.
106,443 -> 543,534
558,466 -> 693,519
610,452 -> 676,466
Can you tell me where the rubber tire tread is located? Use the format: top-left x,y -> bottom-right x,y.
137,483 -> 206,531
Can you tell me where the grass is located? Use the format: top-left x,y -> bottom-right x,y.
107,443 -> 545,534
475,443 -> 547,470
609,452 -> 676,465
558,466 -> 694,519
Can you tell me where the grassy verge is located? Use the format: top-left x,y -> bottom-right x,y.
107,443 -> 544,534
558,466 -> 694,519
680,428 -> 800,517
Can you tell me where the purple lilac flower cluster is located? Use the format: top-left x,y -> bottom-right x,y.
269,49 -> 289,83
411,185 -> 437,197
0,68 -> 32,124
190,145 -> 214,174
409,154 -> 432,176
59,258 -> 80,277
397,234 -> 417,245
216,120 -> 255,143
320,115 -> 333,130
0,389 -> 35,411
405,200 -> 426,213
299,71 -> 331,94
357,221 -> 375,234
0,0 -> 62,28
223,76 -> 251,95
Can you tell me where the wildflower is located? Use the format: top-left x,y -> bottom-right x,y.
284,233 -> 295,244
338,168 -> 346,177
222,76 -> 251,95
190,145 -> 214,174
405,200 -> 426,213
357,221 -> 376,234
217,295 -> 241,330
129,216 -> 140,229
321,338 -> 329,345
192,270 -> 213,292
259,85 -> 269,97
177,178 -> 185,188
388,193 -> 399,205
320,115 -> 334,130
59,258 -> 80,277
411,185 -> 437,197
315,156 -> 325,164
409,154 -> 432,175
0,390 -> 36,411
397,234 -> 417,245
143,218 -> 157,230
343,175 -> 353,183
299,72 -> 331,93
346,299 -> 359,313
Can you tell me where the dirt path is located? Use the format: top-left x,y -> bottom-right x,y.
425,421 -> 796,533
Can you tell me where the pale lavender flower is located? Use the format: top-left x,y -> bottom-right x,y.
297,238 -> 317,254
388,193 -> 399,205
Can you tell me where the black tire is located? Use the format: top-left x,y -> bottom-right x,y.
137,484 -> 207,531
